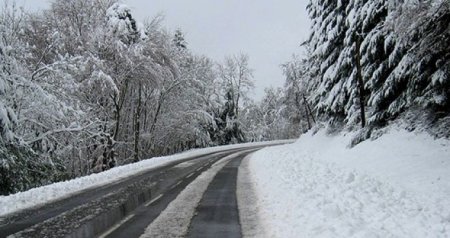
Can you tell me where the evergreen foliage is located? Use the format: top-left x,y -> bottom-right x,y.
301,0 -> 449,133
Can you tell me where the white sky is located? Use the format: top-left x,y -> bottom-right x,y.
14,0 -> 311,100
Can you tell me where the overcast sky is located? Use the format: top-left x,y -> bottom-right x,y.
17,0 -> 310,100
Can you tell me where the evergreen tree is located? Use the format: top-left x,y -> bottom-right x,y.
106,3 -> 143,45
173,29 -> 187,49
306,0 -> 350,124
376,1 -> 450,124
305,0 -> 449,135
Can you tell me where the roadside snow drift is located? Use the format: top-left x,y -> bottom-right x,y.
247,128 -> 450,237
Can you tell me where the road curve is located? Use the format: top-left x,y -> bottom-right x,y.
0,142 -> 289,238
0,143 -> 284,238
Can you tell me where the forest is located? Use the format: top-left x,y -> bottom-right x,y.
0,0 -> 301,194
297,0 -> 449,141
0,0 -> 449,195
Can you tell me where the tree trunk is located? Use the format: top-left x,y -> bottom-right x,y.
303,97 -> 312,130
133,84 -> 142,162
303,94 -> 316,124
113,102 -> 121,141
113,76 -> 130,141
149,92 -> 164,135
355,32 -> 366,128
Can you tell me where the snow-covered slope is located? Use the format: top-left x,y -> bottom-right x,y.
247,127 -> 450,237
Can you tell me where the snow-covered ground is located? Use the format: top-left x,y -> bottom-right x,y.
246,127 -> 450,237
0,140 -> 291,217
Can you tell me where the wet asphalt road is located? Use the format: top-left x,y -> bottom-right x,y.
103,158 -> 220,238
187,155 -> 244,238
0,142 -> 290,238
0,150 -> 230,237
0,146 -> 264,238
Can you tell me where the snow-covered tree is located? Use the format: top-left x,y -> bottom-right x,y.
106,2 -> 145,45
304,0 -> 449,136
0,2 -> 68,194
173,29 -> 187,49
0,0 -> 266,194
282,55 -> 316,132
306,0 -> 349,124
167,55 -> 221,148
214,54 -> 254,144
373,0 -> 450,125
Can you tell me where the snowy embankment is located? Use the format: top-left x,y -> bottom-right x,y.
246,127 -> 450,237
0,140 -> 290,217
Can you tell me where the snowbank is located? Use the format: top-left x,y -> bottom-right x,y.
248,127 -> 450,237
0,140 -> 291,217
237,155 -> 268,238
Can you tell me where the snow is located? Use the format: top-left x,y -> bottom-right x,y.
0,102 -> 14,142
94,70 -> 119,94
0,140 -> 291,217
247,127 -> 450,237
140,151 -> 244,238
237,155 -> 268,238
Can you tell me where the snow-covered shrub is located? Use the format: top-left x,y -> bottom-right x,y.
0,145 -> 67,195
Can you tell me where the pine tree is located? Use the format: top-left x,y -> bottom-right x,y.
106,3 -> 142,45
306,0 -> 350,124
305,0 -> 449,134
173,29 -> 187,49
